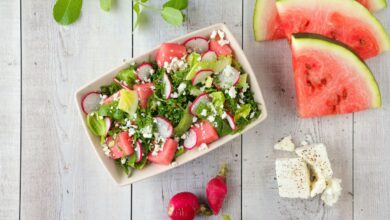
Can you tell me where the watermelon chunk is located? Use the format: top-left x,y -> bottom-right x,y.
147,138 -> 178,165
276,0 -> 390,59
291,34 -> 381,118
192,120 -> 219,146
253,0 -> 388,42
134,83 -> 154,109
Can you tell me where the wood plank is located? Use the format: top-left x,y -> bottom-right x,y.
354,10 -> 390,220
242,0 -> 353,219
131,1 -> 243,219
0,1 -> 20,219
21,1 -> 132,219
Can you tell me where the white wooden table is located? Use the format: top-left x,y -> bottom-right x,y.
1,0 -> 389,219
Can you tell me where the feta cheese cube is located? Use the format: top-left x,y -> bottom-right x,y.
275,158 -> 311,199
295,143 -> 333,179
274,135 -> 295,152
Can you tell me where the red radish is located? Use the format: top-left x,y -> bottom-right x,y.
136,63 -> 154,82
148,138 -> 178,165
118,131 -> 134,156
217,66 -> 240,89
134,83 -> 154,109
206,164 -> 228,215
192,69 -> 213,86
225,113 -> 236,130
183,36 -> 209,54
209,38 -> 233,56
81,91 -> 101,114
135,140 -> 143,162
168,192 -> 212,220
113,77 -> 131,90
190,93 -> 210,115
183,129 -> 197,150
104,117 -> 112,136
163,73 -> 172,99
154,116 -> 174,138
201,50 -> 217,62
156,43 -> 187,67
102,90 -> 121,105
192,120 -> 219,146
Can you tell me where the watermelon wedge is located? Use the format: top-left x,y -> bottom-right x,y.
291,34 -> 381,118
253,0 -> 388,42
276,0 -> 390,59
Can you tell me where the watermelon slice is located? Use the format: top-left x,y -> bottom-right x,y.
276,0 -> 390,59
291,34 -> 381,118
253,0 -> 388,42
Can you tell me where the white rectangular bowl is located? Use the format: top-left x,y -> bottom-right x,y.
75,23 -> 267,186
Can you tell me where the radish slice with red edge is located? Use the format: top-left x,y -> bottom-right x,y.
225,112 -> 236,130
135,140 -> 143,162
183,36 -> 209,54
154,116 -> 173,138
201,50 -> 217,62
217,65 -> 240,89
184,128 -> 197,150
190,93 -> 210,115
162,73 -> 172,99
192,69 -> 213,86
113,77 -> 131,90
81,91 -> 101,114
136,63 -> 154,82
104,117 -> 112,136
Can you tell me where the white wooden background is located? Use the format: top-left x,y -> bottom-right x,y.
0,0 -> 389,219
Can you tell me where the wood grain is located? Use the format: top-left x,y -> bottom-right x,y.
354,10 -> 390,220
242,0 -> 353,219
131,1 -> 243,219
20,1 -> 132,219
0,1 -> 20,220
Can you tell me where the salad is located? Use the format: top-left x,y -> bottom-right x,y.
81,30 -> 262,175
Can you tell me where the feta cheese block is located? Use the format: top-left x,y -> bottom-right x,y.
321,178 -> 342,206
274,135 -> 295,152
295,143 -> 333,178
275,158 -> 311,199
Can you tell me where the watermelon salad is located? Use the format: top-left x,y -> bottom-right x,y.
253,0 -> 390,59
81,30 -> 261,174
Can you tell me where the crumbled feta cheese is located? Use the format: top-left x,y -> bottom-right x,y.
221,112 -> 227,119
200,109 -> 208,116
198,143 -> 208,151
163,56 -> 188,73
321,178 -> 342,206
274,135 -> 295,152
275,158 -> 311,199
177,83 -> 187,94
242,83 -> 249,93
149,69 -> 155,74
249,112 -> 255,119
121,158 -> 126,164
99,94 -> 108,105
228,87 -> 237,98
181,133 -> 187,140
150,85 -> 156,90
140,125 -> 153,139
207,115 -> 215,122
171,161 -> 178,167
239,99 -> 244,104
171,92 -> 179,98
192,117 -> 198,123
210,30 -> 217,39
102,144 -> 110,156
128,127 -> 135,136
156,101 -> 161,106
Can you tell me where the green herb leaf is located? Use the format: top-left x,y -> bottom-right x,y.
161,7 -> 183,26
86,113 -> 106,137
100,0 -> 111,12
163,0 -> 188,10
53,0 -> 83,25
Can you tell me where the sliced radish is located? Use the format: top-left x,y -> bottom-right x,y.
154,116 -> 173,138
192,69 -> 213,86
226,112 -> 236,130
162,73 -> 172,99
135,141 -> 143,162
136,63 -> 154,82
190,93 -> 210,115
183,36 -> 209,54
81,91 -> 101,114
201,50 -> 217,62
218,66 -> 240,89
113,77 -> 131,90
183,129 -> 197,150
104,117 -> 112,136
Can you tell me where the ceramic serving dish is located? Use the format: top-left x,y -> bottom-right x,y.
75,23 -> 267,185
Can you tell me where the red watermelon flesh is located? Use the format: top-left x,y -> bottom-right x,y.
291,34 -> 381,118
276,0 -> 390,59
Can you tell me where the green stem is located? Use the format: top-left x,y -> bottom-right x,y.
218,164 -> 228,177
133,0 -> 162,11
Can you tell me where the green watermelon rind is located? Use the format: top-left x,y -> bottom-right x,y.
276,0 -> 390,52
368,0 -> 387,11
292,34 -> 382,108
253,0 -> 267,41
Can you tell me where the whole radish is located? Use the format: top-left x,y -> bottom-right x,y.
168,192 -> 211,220
206,164 -> 228,215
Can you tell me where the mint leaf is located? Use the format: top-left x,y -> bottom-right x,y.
163,0 -> 188,10
100,0 -> 111,12
161,7 -> 183,26
53,0 -> 83,25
